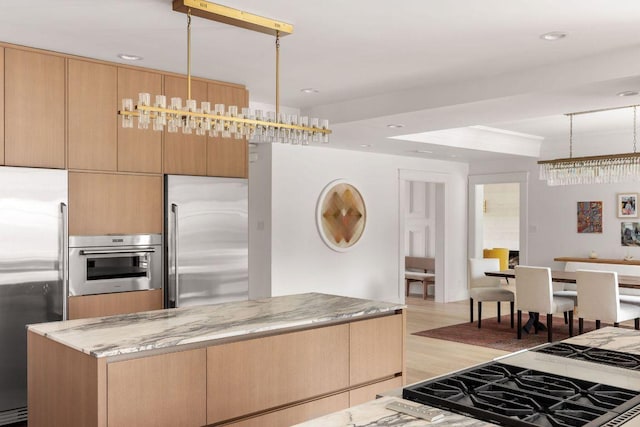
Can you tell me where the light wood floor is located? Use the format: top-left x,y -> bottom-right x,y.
404,295 -> 509,384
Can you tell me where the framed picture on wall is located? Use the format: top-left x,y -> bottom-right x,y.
577,201 -> 602,233
618,193 -> 638,218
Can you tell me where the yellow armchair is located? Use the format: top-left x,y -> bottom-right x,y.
483,248 -> 510,271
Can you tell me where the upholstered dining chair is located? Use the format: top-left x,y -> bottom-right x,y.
468,258 -> 514,329
514,265 -> 575,342
575,269 -> 640,334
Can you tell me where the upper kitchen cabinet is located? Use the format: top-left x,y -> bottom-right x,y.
117,67 -> 162,174
163,75 -> 207,176
4,48 -> 65,168
0,47 -> 4,165
69,172 -> 162,235
68,59 -> 117,171
207,83 -> 249,178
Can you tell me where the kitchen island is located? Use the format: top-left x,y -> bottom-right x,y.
27,292 -> 406,427
295,327 -> 640,427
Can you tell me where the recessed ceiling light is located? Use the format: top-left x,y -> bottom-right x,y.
617,90 -> 640,97
540,31 -> 567,41
118,53 -> 143,61
414,150 -> 432,154
387,124 -> 404,129
360,144 -> 371,148
300,88 -> 319,94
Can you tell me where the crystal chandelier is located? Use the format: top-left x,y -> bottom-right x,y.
538,105 -> 640,186
118,0 -> 331,145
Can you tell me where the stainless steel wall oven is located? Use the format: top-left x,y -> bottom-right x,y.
69,234 -> 162,296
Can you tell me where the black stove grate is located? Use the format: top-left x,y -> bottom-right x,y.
533,343 -> 640,371
403,362 -> 640,427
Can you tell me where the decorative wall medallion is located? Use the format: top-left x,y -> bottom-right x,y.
317,180 -> 366,251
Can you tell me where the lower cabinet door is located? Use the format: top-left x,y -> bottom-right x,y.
68,289 -> 163,319
350,314 -> 404,386
349,376 -> 404,407
107,349 -> 206,427
206,324 -> 350,425
226,392 -> 349,427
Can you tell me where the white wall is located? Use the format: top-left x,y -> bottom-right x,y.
469,131 -> 640,269
250,144 -> 469,304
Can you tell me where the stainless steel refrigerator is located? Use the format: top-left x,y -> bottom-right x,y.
166,175 -> 248,308
0,166 -> 67,425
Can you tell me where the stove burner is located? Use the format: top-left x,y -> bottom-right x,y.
403,362 -> 640,426
533,343 -> 640,371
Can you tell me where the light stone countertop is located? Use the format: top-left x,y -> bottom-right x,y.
293,396 -> 497,427
27,292 -> 404,358
562,326 -> 640,354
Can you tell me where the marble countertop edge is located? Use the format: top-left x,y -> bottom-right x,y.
28,293 -> 405,358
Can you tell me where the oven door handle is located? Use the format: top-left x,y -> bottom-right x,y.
79,249 -> 156,256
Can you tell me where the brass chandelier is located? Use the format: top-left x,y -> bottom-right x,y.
118,0 -> 331,145
538,105 -> 640,186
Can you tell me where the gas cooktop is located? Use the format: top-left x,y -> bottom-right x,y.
403,361 -> 640,427
532,343 -> 640,371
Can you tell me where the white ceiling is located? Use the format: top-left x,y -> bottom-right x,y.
3,0 -> 640,162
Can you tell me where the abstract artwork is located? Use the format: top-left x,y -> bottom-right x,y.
577,201 -> 602,233
317,180 -> 366,251
621,222 -> 640,246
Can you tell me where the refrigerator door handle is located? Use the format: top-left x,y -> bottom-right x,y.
61,202 -> 69,320
171,203 -> 180,308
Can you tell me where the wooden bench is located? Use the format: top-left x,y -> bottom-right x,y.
405,256 -> 435,299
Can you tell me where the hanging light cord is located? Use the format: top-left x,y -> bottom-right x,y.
569,114 -> 573,159
634,106 -> 637,153
275,31 -> 280,118
187,9 -> 192,100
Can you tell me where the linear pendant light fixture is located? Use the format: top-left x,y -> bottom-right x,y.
118,0 -> 331,144
538,105 -> 640,185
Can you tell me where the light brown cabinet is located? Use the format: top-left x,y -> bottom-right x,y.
68,59 -> 117,171
349,314 -> 404,386
68,172 -> 162,235
117,68 -> 163,173
207,83 -> 249,178
28,310 -> 405,427
349,376 -> 404,407
228,393 -> 350,427
163,75 -> 208,176
206,324 -> 350,425
68,289 -> 163,320
0,47 -> 4,165
107,349 -> 206,427
4,48 -> 65,168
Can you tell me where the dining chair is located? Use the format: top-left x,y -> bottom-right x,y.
514,265 -> 575,342
575,269 -> 640,334
468,258 -> 514,329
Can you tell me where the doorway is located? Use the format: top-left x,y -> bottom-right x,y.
468,172 -> 528,264
404,180 -> 437,298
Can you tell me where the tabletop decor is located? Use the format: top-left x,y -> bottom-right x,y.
316,180 -> 366,251
577,201 -> 602,233
618,193 -> 638,218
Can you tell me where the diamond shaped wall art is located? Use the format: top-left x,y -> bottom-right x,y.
316,180 -> 366,251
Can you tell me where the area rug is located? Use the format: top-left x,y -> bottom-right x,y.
413,315 -> 603,352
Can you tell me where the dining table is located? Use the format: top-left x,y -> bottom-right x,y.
485,269 -> 640,289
